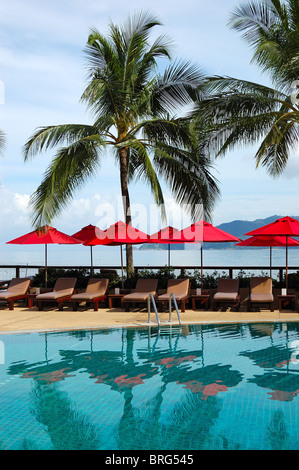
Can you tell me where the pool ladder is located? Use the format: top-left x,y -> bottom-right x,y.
147,293 -> 182,327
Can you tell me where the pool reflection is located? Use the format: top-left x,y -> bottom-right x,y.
2,322 -> 299,450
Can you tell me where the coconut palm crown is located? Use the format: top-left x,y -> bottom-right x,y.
23,11 -> 219,274
193,0 -> 299,176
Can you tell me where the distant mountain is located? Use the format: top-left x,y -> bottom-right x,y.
216,215 -> 288,240
208,215 -> 299,249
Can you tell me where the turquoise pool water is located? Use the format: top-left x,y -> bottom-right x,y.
0,322 -> 299,450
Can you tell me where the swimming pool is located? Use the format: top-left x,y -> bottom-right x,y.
0,322 -> 299,450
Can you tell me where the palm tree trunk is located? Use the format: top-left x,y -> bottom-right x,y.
119,147 -> 134,277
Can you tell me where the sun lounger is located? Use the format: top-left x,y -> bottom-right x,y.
123,279 -> 158,311
247,277 -> 274,312
157,279 -> 190,313
71,278 -> 109,311
0,278 -> 31,310
36,277 -> 77,311
212,278 -> 240,311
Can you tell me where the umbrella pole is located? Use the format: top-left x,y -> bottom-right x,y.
201,244 -> 203,288
286,236 -> 288,293
45,244 -> 48,288
121,245 -> 124,289
270,247 -> 272,279
168,244 -> 170,267
90,246 -> 94,275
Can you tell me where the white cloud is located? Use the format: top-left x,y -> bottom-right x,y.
0,188 -> 31,240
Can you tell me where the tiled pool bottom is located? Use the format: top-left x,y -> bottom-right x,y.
0,323 -> 299,450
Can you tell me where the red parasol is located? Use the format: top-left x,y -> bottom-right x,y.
6,225 -> 80,286
245,216 -> 299,289
174,220 -> 240,243
72,224 -> 105,274
84,221 -> 149,287
149,226 -> 181,266
236,235 -> 299,277
174,220 -> 241,286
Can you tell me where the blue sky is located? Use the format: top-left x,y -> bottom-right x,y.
1,0 -> 299,247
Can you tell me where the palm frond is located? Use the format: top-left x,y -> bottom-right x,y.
193,74 -> 299,175
255,111 -> 299,174
29,140 -> 100,227
152,60 -> 205,114
23,124 -> 101,161
153,142 -> 220,221
228,0 -> 299,87
125,141 -> 166,219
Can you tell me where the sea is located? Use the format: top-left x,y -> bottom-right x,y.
1,244 -> 299,281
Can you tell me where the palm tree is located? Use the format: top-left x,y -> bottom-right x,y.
23,11 -> 219,276
192,0 -> 299,177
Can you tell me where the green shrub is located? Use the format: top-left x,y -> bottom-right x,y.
31,267 -> 120,289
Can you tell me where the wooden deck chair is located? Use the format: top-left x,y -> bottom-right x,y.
36,277 -> 77,311
71,278 -> 109,311
123,279 -> 158,312
212,278 -> 240,311
157,279 -> 190,313
247,277 -> 274,312
0,278 -> 31,310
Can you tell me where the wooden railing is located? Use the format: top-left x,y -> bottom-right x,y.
1,264 -> 298,284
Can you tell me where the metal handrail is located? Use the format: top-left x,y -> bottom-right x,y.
147,293 -> 160,326
168,293 -> 182,326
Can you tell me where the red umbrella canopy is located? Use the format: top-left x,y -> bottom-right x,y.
245,216 -> 299,237
236,235 -> 299,247
244,217 -> 299,289
175,220 -> 241,243
84,220 -> 149,246
6,225 -> 80,245
71,224 -> 105,243
173,221 -> 240,287
6,225 -> 79,287
72,224 -> 107,274
149,226 -> 181,244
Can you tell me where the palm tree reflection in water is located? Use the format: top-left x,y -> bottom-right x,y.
4,324 -> 299,450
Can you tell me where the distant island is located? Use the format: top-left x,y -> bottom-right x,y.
138,215 -> 299,250
139,243 -> 185,251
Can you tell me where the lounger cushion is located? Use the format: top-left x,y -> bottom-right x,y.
250,277 -> 272,294
0,291 -> 25,300
250,294 -> 274,302
132,279 -> 158,293
36,290 -> 74,300
71,293 -> 105,301
249,277 -> 273,303
0,278 -> 31,300
123,292 -> 154,301
214,292 -> 239,301
158,279 -> 189,300
36,278 -> 77,301
216,279 -> 239,293
71,279 -> 109,301
123,279 -> 158,302
158,293 -> 188,301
